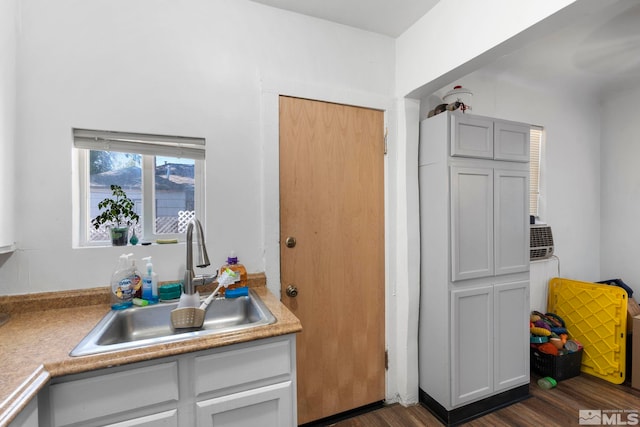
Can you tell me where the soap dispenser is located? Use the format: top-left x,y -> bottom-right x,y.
111,253 -> 134,310
141,256 -> 158,302
219,251 -> 247,294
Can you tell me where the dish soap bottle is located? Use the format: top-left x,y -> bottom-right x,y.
111,253 -> 134,310
141,256 -> 158,303
129,256 -> 143,299
219,251 -> 247,294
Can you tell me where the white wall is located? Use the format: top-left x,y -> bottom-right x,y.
0,0 -> 395,295
600,86 -> 640,294
0,0 -> 17,253
395,0 -> 579,98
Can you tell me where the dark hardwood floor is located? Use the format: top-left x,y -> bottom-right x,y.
329,373 -> 640,426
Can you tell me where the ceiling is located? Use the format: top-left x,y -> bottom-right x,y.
250,0 -> 640,99
250,0 -> 440,37
473,0 -> 640,99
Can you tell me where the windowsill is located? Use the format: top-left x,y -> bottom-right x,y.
74,241 -> 185,249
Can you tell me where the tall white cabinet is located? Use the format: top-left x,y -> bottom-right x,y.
418,112 -> 530,425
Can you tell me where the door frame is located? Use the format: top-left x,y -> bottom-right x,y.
260,77 -> 395,401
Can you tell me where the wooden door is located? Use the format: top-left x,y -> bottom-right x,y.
279,96 -> 385,425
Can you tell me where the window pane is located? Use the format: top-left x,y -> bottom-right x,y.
155,156 -> 195,234
89,150 -> 142,242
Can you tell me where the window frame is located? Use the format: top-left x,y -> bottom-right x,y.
74,129 -> 205,247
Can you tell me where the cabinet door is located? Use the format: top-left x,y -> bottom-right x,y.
494,121 -> 530,162
451,286 -> 493,406
493,281 -> 530,392
451,166 -> 494,281
450,114 -> 494,159
196,381 -> 294,427
494,169 -> 529,276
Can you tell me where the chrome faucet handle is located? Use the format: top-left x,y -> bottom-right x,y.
192,272 -> 218,288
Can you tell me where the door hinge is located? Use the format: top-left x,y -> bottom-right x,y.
385,349 -> 388,370
383,127 -> 388,155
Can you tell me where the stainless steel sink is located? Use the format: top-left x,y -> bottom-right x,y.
70,289 -> 276,356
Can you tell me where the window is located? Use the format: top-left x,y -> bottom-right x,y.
529,126 -> 543,217
74,129 -> 205,246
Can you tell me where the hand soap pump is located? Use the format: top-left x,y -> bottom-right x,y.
111,253 -> 134,310
141,256 -> 158,303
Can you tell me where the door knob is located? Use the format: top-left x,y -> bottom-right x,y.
285,236 -> 296,248
286,285 -> 298,298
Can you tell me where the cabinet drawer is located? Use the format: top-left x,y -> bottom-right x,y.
49,362 -> 179,426
194,337 -> 292,396
103,410 -> 178,427
196,381 -> 294,427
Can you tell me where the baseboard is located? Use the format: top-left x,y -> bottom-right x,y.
419,385 -> 530,426
299,401 -> 385,427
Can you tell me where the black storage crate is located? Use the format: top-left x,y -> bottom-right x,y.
530,347 -> 583,381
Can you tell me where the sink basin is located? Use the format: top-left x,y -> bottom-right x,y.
70,289 -> 276,357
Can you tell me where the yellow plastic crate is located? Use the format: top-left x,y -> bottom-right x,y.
547,278 -> 627,384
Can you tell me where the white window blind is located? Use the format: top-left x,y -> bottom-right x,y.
73,128 -> 205,159
530,126 -> 543,216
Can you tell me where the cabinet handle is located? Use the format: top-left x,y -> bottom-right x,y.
286,285 -> 298,298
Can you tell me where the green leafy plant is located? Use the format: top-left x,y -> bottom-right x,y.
91,185 -> 140,230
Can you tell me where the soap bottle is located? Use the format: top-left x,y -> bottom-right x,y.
129,256 -> 143,299
111,253 -> 134,310
141,256 -> 158,302
219,251 -> 247,294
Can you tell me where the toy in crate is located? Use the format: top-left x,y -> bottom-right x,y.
530,311 -> 583,381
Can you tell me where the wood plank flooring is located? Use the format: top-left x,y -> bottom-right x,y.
329,374 -> 640,426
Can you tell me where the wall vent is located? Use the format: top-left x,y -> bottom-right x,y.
530,224 -> 554,261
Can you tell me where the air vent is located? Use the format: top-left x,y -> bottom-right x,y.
530,224 -> 554,261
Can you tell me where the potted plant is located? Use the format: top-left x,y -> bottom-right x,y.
91,185 -> 140,246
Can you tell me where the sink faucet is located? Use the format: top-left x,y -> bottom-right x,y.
183,218 -> 217,295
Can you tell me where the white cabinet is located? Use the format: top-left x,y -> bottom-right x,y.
193,337 -> 297,427
8,396 -> 38,427
450,165 -> 529,282
39,335 -> 296,427
450,285 -> 493,406
451,113 -> 530,162
103,410 -> 178,427
494,169 -> 530,276
493,281 -> 530,392
196,382 -> 293,427
45,362 -> 179,427
450,280 -> 530,407
419,111 -> 530,424
450,166 -> 494,281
